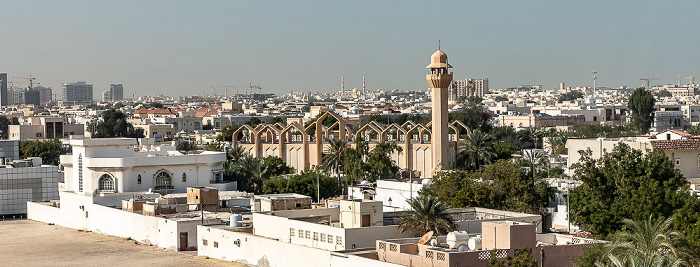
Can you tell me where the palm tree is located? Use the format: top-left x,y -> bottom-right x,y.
458,129 -> 495,170
398,195 -> 456,236
322,138 -> 348,185
600,217 -> 691,267
547,131 -> 569,154
234,155 -> 270,193
522,149 -> 547,177
227,145 -> 247,162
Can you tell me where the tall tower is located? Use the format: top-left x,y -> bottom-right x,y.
341,75 -> 345,97
0,73 -> 7,107
426,49 -> 453,174
362,75 -> 366,95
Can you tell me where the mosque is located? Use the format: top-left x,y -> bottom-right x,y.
232,49 -> 469,178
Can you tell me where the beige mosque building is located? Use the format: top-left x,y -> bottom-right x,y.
232,49 -> 468,178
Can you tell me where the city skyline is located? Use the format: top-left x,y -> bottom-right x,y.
2,1 -> 699,98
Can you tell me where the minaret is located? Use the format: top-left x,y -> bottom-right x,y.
341,75 -> 345,97
426,49 -> 453,175
362,75 -> 366,95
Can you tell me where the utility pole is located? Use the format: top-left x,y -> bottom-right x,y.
592,70 -> 597,93
316,165 -> 322,203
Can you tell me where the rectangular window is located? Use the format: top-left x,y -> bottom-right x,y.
336,236 -> 342,245
214,241 -> 218,248
290,228 -> 295,237
320,233 -> 326,242
327,235 -> 333,243
313,232 -> 318,241
305,230 -> 310,239
299,229 -> 304,237
203,239 -> 208,246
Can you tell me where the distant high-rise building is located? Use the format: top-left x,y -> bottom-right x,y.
24,90 -> 40,106
110,84 -> 123,101
0,73 -> 7,107
471,78 -> 489,97
102,90 -> 111,102
62,82 -> 93,105
9,87 -> 25,105
34,86 -> 53,106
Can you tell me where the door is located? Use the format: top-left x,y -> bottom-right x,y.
179,232 -> 188,251
361,214 -> 371,227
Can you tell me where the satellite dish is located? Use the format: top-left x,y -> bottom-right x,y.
457,244 -> 469,252
430,238 -> 438,247
417,231 -> 434,245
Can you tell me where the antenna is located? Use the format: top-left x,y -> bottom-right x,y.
438,40 -> 441,50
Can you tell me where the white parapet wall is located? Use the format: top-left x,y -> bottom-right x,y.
198,225 -> 403,267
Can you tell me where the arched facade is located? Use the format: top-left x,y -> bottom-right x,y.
98,173 -> 116,192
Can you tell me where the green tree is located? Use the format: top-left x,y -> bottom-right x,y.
494,95 -> 509,102
227,145 -> 247,161
457,129 -> 495,170
245,117 -> 262,126
322,138 -> 348,184
489,246 -> 538,267
216,125 -> 239,142
628,87 -> 656,134
233,155 -> 270,193
520,150 -> 547,178
176,141 -> 198,155
88,109 -> 144,138
601,217 -> 692,267
365,141 -> 403,182
203,141 -> 224,152
0,115 -> 19,139
558,91 -> 584,103
569,143 -> 691,239
398,195 -> 456,236
424,160 -> 551,214
263,156 -> 295,177
449,105 -> 493,132
685,124 -> 700,136
19,139 -> 65,165
343,139 -> 369,186
269,116 -> 286,125
654,90 -> 673,98
263,170 -> 341,202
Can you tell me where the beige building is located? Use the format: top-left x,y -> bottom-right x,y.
499,114 -> 585,129
232,50 -> 464,177
8,116 -> 84,140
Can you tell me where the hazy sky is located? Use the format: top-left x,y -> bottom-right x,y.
2,1 -> 699,98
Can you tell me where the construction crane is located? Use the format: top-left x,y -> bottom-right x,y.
12,74 -> 36,89
685,76 -> 696,85
640,77 -> 677,89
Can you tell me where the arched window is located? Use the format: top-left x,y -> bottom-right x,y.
182,173 -> 187,183
155,170 -> 172,190
98,174 -> 115,192
78,154 -> 83,192
137,174 -> 142,184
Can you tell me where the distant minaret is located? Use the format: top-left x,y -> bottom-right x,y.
362,75 -> 366,95
341,75 -> 345,96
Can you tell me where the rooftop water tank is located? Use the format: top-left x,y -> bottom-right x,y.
230,213 -> 243,227
446,231 -> 470,249
468,235 -> 483,251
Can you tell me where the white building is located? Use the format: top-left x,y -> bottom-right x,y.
0,157 -> 59,216
60,138 -> 232,196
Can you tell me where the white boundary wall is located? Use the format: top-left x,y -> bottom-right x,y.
198,225 -> 403,267
27,192 -> 219,250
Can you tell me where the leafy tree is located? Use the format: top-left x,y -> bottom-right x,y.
520,150 -> 547,178
19,139 -> 65,165
424,160 -> 551,214
203,142 -> 224,152
518,127 -> 545,149
216,125 -> 239,142
628,87 -> 656,134
0,115 -> 19,139
490,141 -> 520,161
263,156 -> 295,177
547,130 -> 569,155
245,117 -> 262,126
489,246 -> 538,267
467,96 -> 483,105
263,170 -> 341,202
88,109 -> 145,138
398,195 -> 456,236
449,105 -> 493,132
494,95 -> 509,102
233,155 -> 269,193
176,141 -> 198,155
227,145 -> 247,161
558,91 -> 584,103
654,90 -> 673,98
570,124 -> 635,138
457,129 -> 495,170
269,116 -> 286,125
600,217 -> 692,267
343,139 -> 369,186
147,102 -> 164,109
365,141 -> 402,182
569,143 -> 691,239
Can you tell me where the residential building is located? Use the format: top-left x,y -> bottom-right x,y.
0,157 -> 60,217
34,86 -> 52,106
62,81 -> 93,105
499,114 -> 585,129
8,116 -> 84,140
110,84 -> 123,101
